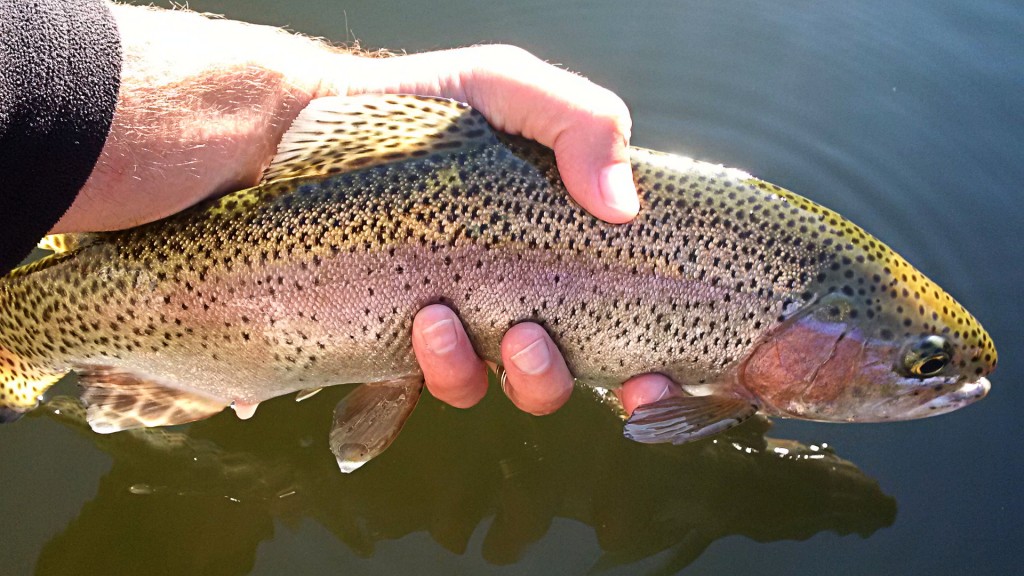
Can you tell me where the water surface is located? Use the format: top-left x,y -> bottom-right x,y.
1,0 -> 1020,574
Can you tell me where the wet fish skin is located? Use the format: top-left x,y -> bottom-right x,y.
0,95 -> 995,442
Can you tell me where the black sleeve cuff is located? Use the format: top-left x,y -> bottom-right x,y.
0,0 -> 121,273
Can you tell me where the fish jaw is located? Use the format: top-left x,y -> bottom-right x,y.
901,377 -> 990,419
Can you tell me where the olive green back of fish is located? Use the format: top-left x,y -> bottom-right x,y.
0,95 -> 995,423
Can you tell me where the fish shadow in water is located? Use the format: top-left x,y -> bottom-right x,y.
31,383 -> 896,575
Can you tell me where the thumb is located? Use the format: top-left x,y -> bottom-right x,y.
553,122 -> 639,223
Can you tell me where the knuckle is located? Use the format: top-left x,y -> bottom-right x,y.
587,89 -> 632,135
492,43 -> 536,60
473,44 -> 538,68
554,87 -> 631,146
531,389 -> 571,416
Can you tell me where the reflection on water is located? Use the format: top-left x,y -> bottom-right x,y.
32,384 -> 894,574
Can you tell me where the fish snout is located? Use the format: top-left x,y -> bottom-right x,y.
905,377 -> 991,418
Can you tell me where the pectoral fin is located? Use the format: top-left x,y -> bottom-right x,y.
295,387 -> 323,402
329,377 -> 423,473
623,395 -> 757,445
79,369 -> 228,433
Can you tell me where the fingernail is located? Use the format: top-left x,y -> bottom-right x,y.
510,337 -> 551,375
599,163 -> 639,216
422,318 -> 458,354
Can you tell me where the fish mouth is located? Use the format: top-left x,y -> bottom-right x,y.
904,377 -> 991,418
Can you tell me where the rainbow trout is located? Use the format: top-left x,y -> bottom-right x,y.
0,95 -> 996,472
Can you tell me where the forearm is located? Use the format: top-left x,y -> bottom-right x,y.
55,2 -> 359,232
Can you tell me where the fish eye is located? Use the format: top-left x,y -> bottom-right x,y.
911,354 -> 949,377
901,335 -> 952,378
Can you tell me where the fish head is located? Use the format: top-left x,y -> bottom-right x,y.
739,227 -> 996,423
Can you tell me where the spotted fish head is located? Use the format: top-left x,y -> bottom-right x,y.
738,187 -> 996,423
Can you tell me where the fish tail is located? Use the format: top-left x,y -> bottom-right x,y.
1,249 -> 80,422
0,337 -> 67,423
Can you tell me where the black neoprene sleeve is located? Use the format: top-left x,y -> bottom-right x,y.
0,0 -> 121,274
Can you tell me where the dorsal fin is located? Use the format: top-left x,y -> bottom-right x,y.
262,94 -> 499,183
5,250 -> 76,281
37,233 -> 98,254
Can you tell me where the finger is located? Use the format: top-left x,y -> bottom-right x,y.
616,373 -> 681,416
552,123 -> 639,224
464,47 -> 638,222
500,323 -> 574,415
347,45 -> 639,223
412,304 -> 488,408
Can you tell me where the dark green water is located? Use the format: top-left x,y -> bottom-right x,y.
1,0 -> 1021,574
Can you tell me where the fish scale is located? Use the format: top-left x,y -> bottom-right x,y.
63,142 -> 779,392
0,95 -> 995,466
